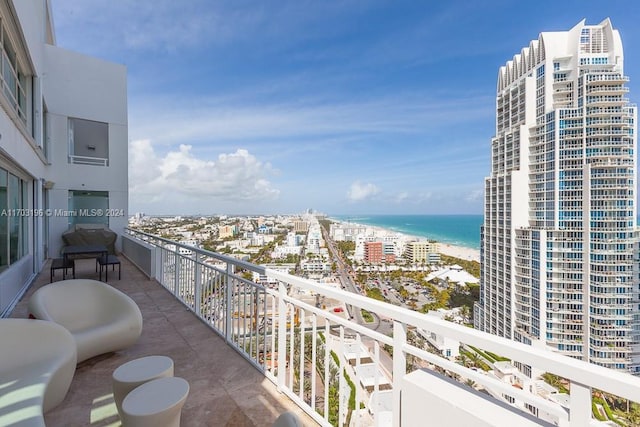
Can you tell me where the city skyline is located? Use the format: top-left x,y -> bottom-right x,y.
52,1 -> 640,215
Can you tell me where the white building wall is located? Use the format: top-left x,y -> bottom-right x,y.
0,0 -> 127,315
43,44 -> 128,257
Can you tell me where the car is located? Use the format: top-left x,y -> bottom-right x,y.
333,307 -> 344,313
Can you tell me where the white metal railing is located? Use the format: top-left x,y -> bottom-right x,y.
68,154 -> 109,166
123,228 -> 640,427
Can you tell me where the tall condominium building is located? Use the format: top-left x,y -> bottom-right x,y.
474,19 -> 639,373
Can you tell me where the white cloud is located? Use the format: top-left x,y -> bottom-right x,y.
394,191 -> 409,203
347,181 -> 379,202
465,189 -> 484,202
129,140 -> 279,203
128,93 -> 492,151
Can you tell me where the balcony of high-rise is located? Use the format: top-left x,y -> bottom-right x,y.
4,229 -> 640,426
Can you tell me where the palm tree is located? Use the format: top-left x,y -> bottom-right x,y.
458,354 -> 470,368
469,352 -> 483,368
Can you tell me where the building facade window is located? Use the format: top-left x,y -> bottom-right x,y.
68,190 -> 109,227
68,118 -> 109,166
0,167 -> 28,272
0,6 -> 33,134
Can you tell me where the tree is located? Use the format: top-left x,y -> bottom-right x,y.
460,305 -> 471,323
458,354 -> 470,368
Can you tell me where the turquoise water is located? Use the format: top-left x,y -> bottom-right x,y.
333,215 -> 483,250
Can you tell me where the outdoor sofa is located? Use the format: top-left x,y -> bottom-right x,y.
28,279 -> 143,363
0,319 -> 77,427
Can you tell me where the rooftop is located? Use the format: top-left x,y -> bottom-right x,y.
10,257 -> 315,427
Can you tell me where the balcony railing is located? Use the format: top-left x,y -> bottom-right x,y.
68,154 -> 109,166
122,228 -> 640,427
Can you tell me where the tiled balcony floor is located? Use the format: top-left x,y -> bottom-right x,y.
10,256 -> 317,427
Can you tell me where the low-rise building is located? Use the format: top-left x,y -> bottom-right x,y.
405,241 -> 440,264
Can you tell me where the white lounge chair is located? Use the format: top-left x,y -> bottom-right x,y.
272,412 -> 303,427
28,279 -> 143,363
0,319 -> 77,427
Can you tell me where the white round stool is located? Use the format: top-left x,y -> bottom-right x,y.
121,377 -> 189,427
112,355 -> 174,416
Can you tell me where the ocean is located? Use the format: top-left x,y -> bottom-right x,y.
332,215 -> 484,250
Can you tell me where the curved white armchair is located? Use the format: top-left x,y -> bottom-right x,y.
0,319 -> 77,427
28,279 -> 143,363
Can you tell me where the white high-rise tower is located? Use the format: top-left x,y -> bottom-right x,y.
474,19 -> 639,373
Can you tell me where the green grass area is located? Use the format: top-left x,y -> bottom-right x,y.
366,287 -> 387,302
593,401 -> 607,421
344,369 -> 357,426
594,397 -> 625,426
344,369 -> 356,410
330,350 -> 340,367
541,373 -> 569,394
468,345 -> 496,363
484,350 -> 510,362
361,309 -> 374,323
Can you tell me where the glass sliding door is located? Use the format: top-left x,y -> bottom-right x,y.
8,173 -> 22,263
0,168 -> 28,272
68,190 -> 109,227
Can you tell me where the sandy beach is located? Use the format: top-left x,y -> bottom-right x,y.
439,243 -> 480,263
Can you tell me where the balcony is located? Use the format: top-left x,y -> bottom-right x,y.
6,228 -> 640,426
9,256 -> 313,426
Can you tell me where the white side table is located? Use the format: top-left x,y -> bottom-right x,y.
121,377 -> 190,427
112,355 -> 174,416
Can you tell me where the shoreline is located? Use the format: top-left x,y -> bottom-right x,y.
331,218 -> 481,263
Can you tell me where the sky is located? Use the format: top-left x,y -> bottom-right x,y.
51,0 -> 640,216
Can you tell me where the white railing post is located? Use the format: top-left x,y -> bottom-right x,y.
355,333 -> 362,427
277,281 -> 287,391
154,244 -> 162,282
373,341 -> 380,427
194,255 -> 202,316
324,321 -> 330,421
225,263 -> 233,345
173,250 -> 180,296
392,321 -> 406,427
339,326 -> 345,426
569,381 -> 591,427
311,314 -> 317,412
299,311 -> 306,401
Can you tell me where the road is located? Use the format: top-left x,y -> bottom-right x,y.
320,224 -> 385,333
